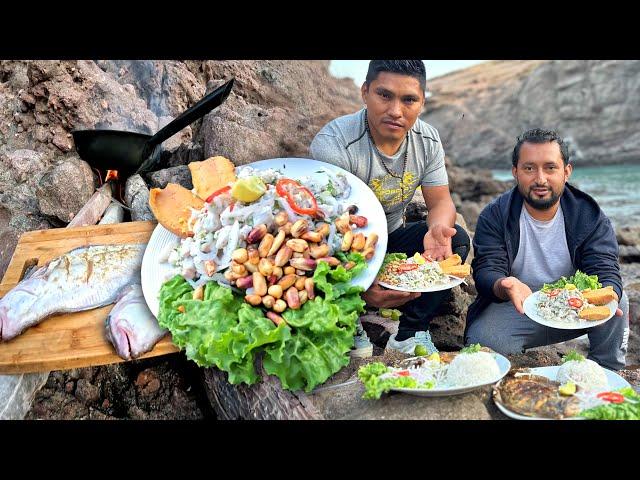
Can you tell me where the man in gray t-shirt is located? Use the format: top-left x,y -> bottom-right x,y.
310,60 -> 471,357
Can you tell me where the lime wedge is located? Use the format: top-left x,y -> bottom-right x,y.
414,345 -> 428,356
413,252 -> 426,265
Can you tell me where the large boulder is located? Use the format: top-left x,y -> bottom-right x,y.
36,157 -> 96,223
0,149 -> 54,278
191,61 -> 361,165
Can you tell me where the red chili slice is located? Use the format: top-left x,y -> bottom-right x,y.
275,179 -> 318,216
396,370 -> 411,377
275,179 -> 300,198
288,186 -> 318,216
568,297 -> 583,309
597,392 -> 625,404
548,289 -> 561,297
205,185 -> 231,203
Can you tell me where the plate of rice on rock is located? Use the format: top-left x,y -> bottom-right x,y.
523,270 -> 619,330
376,252 -> 471,293
493,351 -> 636,420
357,344 -> 511,399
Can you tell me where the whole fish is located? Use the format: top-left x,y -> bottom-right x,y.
494,369 -> 581,419
105,284 -> 168,360
0,244 -> 145,342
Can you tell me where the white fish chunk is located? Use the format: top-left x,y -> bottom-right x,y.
105,284 -> 168,360
0,244 -> 145,342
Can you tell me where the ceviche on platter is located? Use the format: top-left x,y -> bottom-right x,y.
146,156 -> 385,391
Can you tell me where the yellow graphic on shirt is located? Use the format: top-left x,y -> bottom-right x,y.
369,171 -> 417,208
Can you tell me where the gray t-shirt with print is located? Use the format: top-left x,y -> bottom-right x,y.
511,204 -> 575,291
309,108 -> 449,233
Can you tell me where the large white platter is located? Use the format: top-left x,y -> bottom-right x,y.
390,352 -> 511,397
493,366 -> 631,420
523,290 -> 617,330
141,158 -> 388,317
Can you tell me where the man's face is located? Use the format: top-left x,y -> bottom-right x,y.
512,141 -> 572,210
361,72 -> 425,143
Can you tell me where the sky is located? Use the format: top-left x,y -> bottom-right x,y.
329,60 -> 488,86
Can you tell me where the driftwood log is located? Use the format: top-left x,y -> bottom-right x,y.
203,363 -> 324,420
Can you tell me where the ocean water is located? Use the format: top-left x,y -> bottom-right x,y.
491,164 -> 640,229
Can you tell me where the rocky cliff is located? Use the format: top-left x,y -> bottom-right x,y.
423,60 -> 640,168
0,60 -> 362,277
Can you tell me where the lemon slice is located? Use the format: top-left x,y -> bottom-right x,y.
413,252 -> 426,265
564,284 -> 577,290
558,382 -> 576,396
231,176 -> 266,203
427,352 -> 440,363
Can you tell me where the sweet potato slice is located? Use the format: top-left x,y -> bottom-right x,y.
581,286 -> 617,306
188,156 -> 237,200
438,254 -> 462,270
578,306 -> 611,321
149,183 -> 204,238
441,263 -> 471,278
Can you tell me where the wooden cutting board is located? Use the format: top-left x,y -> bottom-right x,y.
0,221 -> 179,374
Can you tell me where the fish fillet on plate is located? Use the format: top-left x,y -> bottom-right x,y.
0,244 -> 145,342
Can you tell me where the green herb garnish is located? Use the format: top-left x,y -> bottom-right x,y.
562,350 -> 586,363
461,344 -> 482,354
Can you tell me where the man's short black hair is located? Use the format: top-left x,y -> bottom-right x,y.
512,128 -> 571,167
365,60 -> 426,91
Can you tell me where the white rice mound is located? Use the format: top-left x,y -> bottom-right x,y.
556,359 -> 609,391
444,351 -> 501,387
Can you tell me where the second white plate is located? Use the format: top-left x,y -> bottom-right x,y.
523,290 -> 617,330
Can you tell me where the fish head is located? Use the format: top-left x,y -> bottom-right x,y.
105,314 -> 132,360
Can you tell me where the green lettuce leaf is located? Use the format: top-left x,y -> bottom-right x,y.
357,362 -> 418,400
542,270 -> 602,292
157,251 -> 367,392
262,255 -> 366,392
158,276 -> 288,385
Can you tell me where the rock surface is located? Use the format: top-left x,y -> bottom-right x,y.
26,354 -> 213,420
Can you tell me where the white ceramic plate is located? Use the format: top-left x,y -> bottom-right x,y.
493,366 -> 631,420
390,352 -> 511,397
378,275 -> 465,293
141,158 -> 388,317
523,290 -> 618,330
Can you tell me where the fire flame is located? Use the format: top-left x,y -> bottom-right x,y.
105,170 -> 119,182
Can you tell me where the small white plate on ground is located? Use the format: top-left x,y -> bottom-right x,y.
523,290 -> 617,330
377,276 -> 465,293
390,352 -> 511,397
493,366 -> 631,420
141,158 -> 388,317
